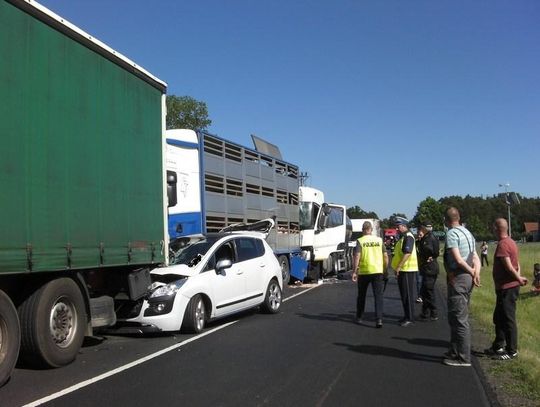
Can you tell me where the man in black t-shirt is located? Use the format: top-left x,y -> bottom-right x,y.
417,221 -> 440,320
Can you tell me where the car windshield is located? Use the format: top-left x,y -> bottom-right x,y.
170,236 -> 220,266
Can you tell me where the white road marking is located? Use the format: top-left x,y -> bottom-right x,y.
283,285 -> 318,302
23,285 -> 319,406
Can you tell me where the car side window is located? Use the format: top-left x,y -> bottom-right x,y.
254,239 -> 265,257
235,238 -> 263,262
216,242 -> 235,262
204,241 -> 235,272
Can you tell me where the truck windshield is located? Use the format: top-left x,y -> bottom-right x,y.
170,237 -> 218,266
299,202 -> 317,230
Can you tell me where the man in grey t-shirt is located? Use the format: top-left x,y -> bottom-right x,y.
443,207 -> 481,367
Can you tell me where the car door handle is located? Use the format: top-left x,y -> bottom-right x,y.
236,271 -> 244,275
259,263 -> 266,268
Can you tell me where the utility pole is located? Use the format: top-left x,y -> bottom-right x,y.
299,172 -> 309,187
499,182 -> 511,237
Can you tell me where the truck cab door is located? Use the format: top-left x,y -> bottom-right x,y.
312,205 -> 346,261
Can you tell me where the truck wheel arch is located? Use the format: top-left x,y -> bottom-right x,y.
0,290 -> 20,387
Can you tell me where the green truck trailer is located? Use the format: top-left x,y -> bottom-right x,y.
0,0 -> 169,385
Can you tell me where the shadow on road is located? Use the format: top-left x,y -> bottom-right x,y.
391,336 -> 448,349
296,311 -> 357,324
82,335 -> 109,347
334,342 -> 443,363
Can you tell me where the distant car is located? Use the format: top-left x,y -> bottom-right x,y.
117,230 -> 283,333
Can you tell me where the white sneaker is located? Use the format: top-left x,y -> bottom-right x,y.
443,358 -> 471,367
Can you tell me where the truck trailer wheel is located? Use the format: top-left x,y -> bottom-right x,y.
0,290 -> 20,387
18,278 -> 86,368
277,255 -> 290,285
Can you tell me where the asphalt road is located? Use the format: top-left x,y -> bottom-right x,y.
0,278 -> 492,407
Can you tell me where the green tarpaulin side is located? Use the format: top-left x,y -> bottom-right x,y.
0,1 -> 166,273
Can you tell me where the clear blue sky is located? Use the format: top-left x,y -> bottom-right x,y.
39,0 -> 540,219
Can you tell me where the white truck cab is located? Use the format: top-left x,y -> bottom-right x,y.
299,186 -> 352,279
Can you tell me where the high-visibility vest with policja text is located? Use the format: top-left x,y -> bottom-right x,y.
391,232 -> 418,272
357,234 -> 384,274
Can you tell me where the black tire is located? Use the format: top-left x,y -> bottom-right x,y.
261,279 -> 282,314
332,253 -> 340,274
0,290 -> 20,387
277,255 -> 290,285
322,255 -> 334,276
182,294 -> 206,334
18,278 -> 86,368
346,249 -> 353,272
307,262 -> 322,282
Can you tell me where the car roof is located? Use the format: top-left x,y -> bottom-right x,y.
169,232 -> 267,249
207,231 -> 267,240
218,218 -> 274,235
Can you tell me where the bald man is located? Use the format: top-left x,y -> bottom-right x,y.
442,207 -> 481,367
485,218 -> 527,361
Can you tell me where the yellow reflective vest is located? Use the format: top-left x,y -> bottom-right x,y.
391,231 -> 418,272
357,234 -> 384,275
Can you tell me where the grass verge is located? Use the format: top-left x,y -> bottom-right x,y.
470,241 -> 540,405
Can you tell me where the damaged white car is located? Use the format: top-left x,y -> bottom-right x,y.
116,225 -> 283,334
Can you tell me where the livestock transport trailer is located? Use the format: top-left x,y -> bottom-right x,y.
165,129 -> 308,284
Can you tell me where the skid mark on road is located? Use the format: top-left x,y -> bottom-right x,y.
315,360 -> 349,407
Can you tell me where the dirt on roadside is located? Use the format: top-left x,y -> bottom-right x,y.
471,324 -> 538,407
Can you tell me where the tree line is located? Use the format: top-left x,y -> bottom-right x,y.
347,195 -> 540,241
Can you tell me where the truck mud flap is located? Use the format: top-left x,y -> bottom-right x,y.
90,296 -> 116,328
290,256 -> 308,281
128,268 -> 151,300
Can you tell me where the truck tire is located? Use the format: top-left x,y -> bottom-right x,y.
260,279 -> 282,314
346,249 -> 353,272
182,294 -> 206,334
0,290 -> 20,387
307,262 -> 322,282
277,255 -> 290,285
323,254 -> 338,276
332,253 -> 340,274
18,278 -> 86,368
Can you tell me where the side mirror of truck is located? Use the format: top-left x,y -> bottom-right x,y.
322,203 -> 331,216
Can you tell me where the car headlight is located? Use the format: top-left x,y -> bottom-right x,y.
149,279 -> 186,299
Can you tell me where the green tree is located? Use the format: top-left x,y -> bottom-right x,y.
413,197 -> 444,231
412,194 -> 540,241
166,95 -> 212,130
380,213 -> 408,230
464,214 -> 489,240
347,205 -> 378,219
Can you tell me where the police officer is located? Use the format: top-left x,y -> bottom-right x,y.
352,221 -> 389,328
391,216 -> 419,327
417,220 -> 440,320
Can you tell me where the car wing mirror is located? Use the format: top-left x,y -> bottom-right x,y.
215,259 -> 232,274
